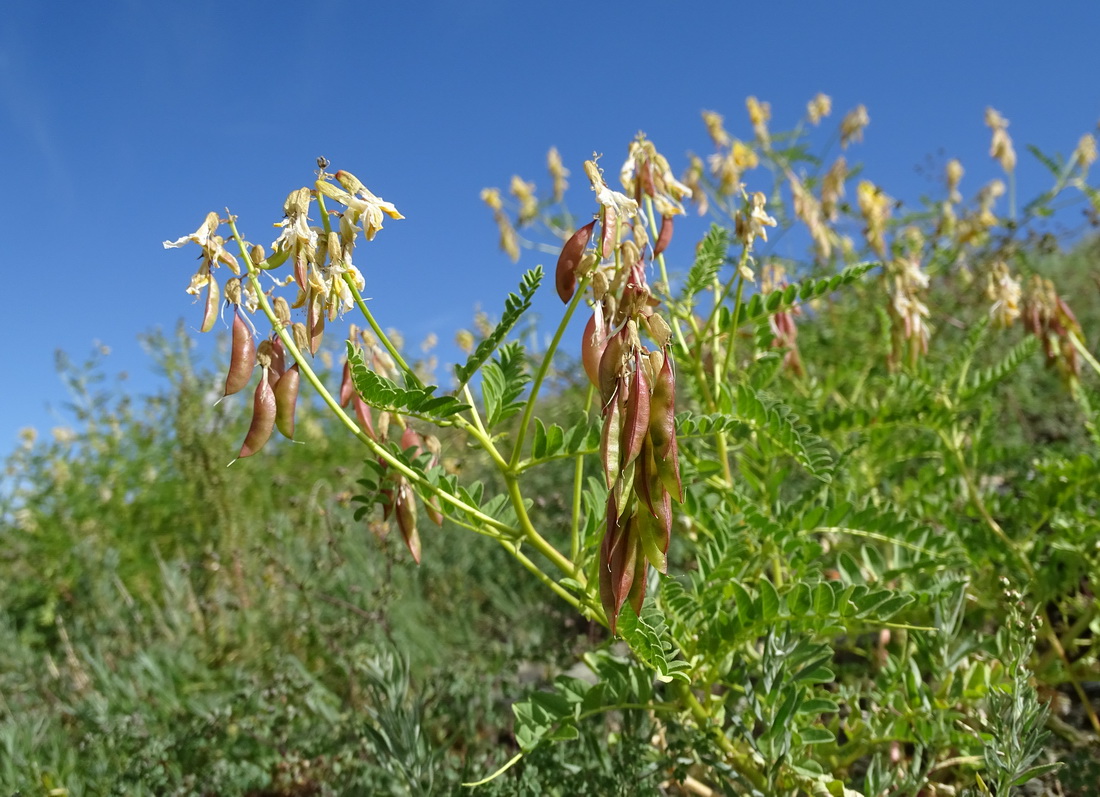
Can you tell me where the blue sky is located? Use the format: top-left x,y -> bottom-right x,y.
2,0 -> 1098,453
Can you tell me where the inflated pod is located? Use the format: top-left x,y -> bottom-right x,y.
653,215 -> 674,256
238,368 -> 276,458
555,220 -> 596,303
274,364 -> 300,440
224,306 -> 256,397
200,275 -> 220,333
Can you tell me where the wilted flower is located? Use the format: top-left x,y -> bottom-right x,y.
735,191 -> 777,250
315,170 -> 404,243
821,157 -> 847,221
1073,133 -> 1097,171
746,96 -> 771,146
857,181 -> 892,258
890,249 -> 931,356
584,159 -> 639,220
708,140 -> 758,197
681,155 -> 709,216
620,136 -> 693,217
509,175 -> 539,225
946,159 -> 965,204
547,147 -> 570,203
481,187 -> 520,262
702,109 -> 730,148
840,105 -> 870,149
985,107 -> 1017,173
807,93 -> 832,125
986,261 -> 1022,328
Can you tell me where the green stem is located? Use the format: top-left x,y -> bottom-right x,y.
508,276 -> 588,470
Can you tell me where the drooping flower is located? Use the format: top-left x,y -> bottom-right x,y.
985,107 -> 1017,174
840,105 -> 870,149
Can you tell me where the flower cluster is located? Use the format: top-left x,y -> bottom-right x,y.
163,167 -> 404,461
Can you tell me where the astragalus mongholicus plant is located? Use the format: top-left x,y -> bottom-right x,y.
165,93 -> 1100,793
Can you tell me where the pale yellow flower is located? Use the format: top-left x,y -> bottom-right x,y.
857,180 -> 892,258
547,147 -> 570,203
1074,133 -> 1097,170
746,96 -> 772,145
946,159 -> 964,204
985,107 -> 1016,173
986,261 -> 1022,328
584,159 -> 639,219
735,191 -> 776,249
509,175 -> 539,225
163,211 -> 241,274
702,110 -> 730,148
316,170 -> 404,242
840,105 -> 870,149
807,93 -> 832,125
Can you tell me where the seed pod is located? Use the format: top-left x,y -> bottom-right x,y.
352,393 -> 376,439
600,501 -> 641,635
395,482 -> 422,564
274,364 -> 300,439
581,314 -> 610,388
224,306 -> 256,397
238,368 -> 276,458
555,220 -> 596,303
648,353 -> 683,503
620,352 -> 651,469
654,215 -> 674,256
600,385 -> 623,489
597,329 -> 627,408
339,359 -> 354,407
198,272 -> 220,333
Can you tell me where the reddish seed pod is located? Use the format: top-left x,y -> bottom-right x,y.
238,368 -> 276,458
352,394 -> 376,440
620,352 -> 651,469
653,215 -> 674,256
339,360 -> 354,407
224,306 -> 256,397
267,337 -> 286,389
600,389 -> 624,489
597,330 -> 627,408
274,364 -> 300,439
555,220 -> 596,303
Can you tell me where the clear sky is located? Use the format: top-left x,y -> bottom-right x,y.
2,0 -> 1098,453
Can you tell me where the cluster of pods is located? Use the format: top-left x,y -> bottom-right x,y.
556,147 -> 686,633
219,283 -> 302,461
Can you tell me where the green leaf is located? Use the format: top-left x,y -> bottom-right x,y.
799,727 -> 837,745
347,343 -> 470,423
680,225 -> 730,301
734,261 -> 878,326
617,602 -> 691,683
758,578 -> 781,621
455,267 -> 542,386
482,342 -> 529,427
798,697 -> 841,714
